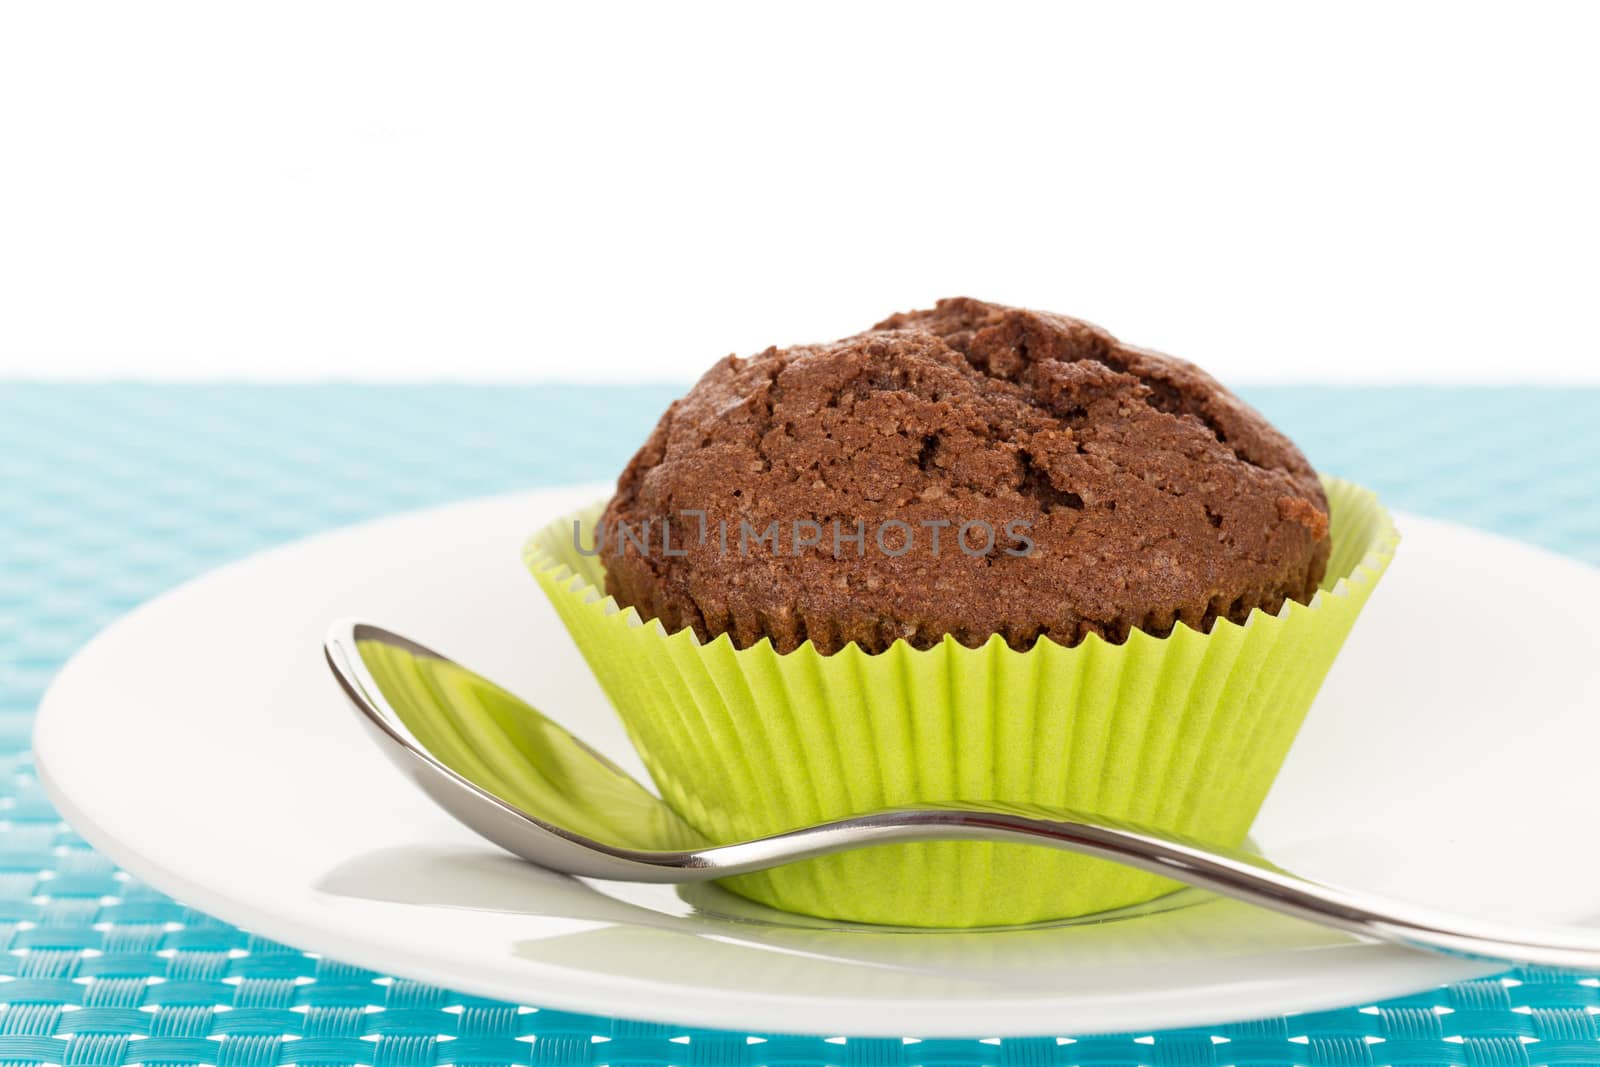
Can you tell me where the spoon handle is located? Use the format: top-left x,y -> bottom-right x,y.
697,804 -> 1600,968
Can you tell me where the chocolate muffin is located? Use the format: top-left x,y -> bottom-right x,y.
600,298 -> 1330,655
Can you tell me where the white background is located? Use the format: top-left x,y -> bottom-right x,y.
2,2 -> 1596,385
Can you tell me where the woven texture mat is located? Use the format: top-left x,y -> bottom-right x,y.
3,384 -> 1599,1066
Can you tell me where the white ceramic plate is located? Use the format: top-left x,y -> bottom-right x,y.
34,485 -> 1600,1037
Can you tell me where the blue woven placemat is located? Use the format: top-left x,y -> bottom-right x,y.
3,383 -> 1599,1067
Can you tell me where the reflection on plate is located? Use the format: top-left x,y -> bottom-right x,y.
317,844 -> 1356,1000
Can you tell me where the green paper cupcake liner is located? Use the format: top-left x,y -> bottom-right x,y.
524,476 -> 1397,928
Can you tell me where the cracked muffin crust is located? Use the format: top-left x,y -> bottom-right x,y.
599,297 -> 1330,654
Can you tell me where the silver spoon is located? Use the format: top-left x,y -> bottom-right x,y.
325,619 -> 1600,967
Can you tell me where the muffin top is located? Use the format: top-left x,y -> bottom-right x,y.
600,298 -> 1330,654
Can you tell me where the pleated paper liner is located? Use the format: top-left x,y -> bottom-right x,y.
524,477 -> 1397,928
